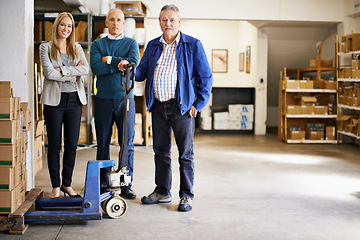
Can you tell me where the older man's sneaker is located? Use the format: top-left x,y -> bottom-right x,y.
141,191 -> 172,204
120,186 -> 136,199
178,196 -> 192,212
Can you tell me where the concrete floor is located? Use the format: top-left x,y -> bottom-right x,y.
2,133 -> 360,239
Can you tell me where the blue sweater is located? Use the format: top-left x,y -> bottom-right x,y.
136,32 -> 213,114
90,36 -> 140,99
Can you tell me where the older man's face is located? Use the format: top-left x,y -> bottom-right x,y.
159,9 -> 181,40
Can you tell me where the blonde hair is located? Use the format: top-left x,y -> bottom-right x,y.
50,12 -> 78,61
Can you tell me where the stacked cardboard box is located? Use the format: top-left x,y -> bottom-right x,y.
0,81 -> 28,214
227,104 -> 254,130
200,94 -> 212,130
338,114 -> 360,136
338,85 -> 360,107
340,33 -> 360,53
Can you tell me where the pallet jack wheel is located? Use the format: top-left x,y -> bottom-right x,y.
105,196 -> 127,219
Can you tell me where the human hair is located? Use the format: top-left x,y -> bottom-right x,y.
107,8 -> 124,20
50,12 -> 78,61
160,4 -> 181,18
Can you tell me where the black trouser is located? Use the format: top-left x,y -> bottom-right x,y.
43,92 -> 82,188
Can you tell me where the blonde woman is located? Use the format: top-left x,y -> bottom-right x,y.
40,12 -> 89,198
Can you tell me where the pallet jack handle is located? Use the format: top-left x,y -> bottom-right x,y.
117,63 -> 135,172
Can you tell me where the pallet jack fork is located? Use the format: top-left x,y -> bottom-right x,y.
1,64 -> 136,234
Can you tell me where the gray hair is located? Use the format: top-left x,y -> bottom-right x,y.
160,4 -> 181,18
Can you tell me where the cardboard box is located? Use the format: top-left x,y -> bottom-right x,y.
228,121 -> 241,130
75,21 -> 87,42
133,113 -> 143,145
34,135 -> 43,175
240,114 -> 253,122
228,112 -> 241,121
241,104 -> 254,113
0,120 -> 18,144
287,105 -> 302,114
78,122 -> 87,144
0,97 -> 14,120
306,131 -> 324,140
300,80 -> 313,89
240,122 -> 253,130
338,95 -> 345,105
352,33 -> 360,51
323,80 -> 336,90
301,105 -> 315,114
309,59 -> 317,68
345,34 -> 352,52
0,81 -> 12,98
352,59 -> 360,69
0,183 -> 25,214
337,115 -> 352,131
345,124 -> 357,134
288,130 -> 305,140
0,163 -> 22,191
286,80 -> 300,89
214,120 -> 228,130
0,144 -> 18,167
114,1 -> 148,15
35,120 -> 45,137
301,96 -> 317,106
313,79 -> 323,89
340,68 -> 353,78
326,126 -> 336,140
228,104 -> 242,113
314,106 -> 328,115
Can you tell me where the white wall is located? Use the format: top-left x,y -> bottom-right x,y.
0,0 -> 35,189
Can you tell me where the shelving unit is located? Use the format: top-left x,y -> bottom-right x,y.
278,42 -> 338,144
337,42 -> 360,144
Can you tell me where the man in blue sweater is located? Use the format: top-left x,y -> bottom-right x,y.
90,8 -> 140,199
136,5 -> 213,211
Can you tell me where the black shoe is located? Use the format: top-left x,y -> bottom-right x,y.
121,186 -> 136,199
60,186 -> 81,198
178,196 -> 192,212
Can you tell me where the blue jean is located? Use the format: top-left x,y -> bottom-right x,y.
43,92 -> 82,188
151,99 -> 195,199
94,97 -> 135,187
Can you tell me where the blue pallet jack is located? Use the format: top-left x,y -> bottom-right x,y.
4,63 -> 137,233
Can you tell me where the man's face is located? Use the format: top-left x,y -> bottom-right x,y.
159,9 -> 181,39
105,9 -> 125,37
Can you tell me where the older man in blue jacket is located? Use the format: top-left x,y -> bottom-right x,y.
136,4 -> 213,212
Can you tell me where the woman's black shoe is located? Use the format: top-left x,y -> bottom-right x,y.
60,186 -> 81,198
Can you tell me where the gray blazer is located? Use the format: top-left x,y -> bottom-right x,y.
39,42 -> 89,106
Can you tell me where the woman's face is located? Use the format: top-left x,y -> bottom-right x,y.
57,16 -> 72,40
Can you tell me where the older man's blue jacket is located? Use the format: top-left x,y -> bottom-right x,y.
135,32 -> 213,115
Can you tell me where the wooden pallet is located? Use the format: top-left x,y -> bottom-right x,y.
0,188 -> 43,234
